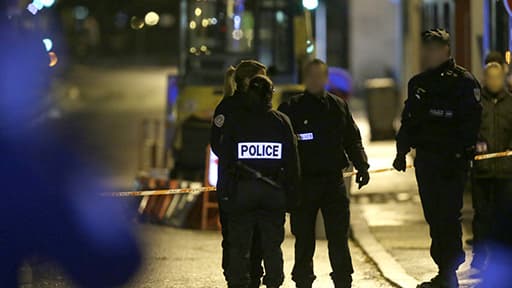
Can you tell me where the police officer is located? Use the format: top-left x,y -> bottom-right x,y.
278,59 -> 370,288
217,75 -> 300,288
211,60 -> 267,287
471,62 -> 512,273
393,29 -> 482,288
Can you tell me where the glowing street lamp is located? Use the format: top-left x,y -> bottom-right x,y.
302,0 -> 319,10
145,11 -> 160,26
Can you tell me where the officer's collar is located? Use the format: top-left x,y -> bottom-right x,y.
305,90 -> 328,102
233,90 -> 244,97
429,58 -> 455,74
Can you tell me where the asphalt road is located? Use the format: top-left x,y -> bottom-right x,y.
30,224 -> 395,288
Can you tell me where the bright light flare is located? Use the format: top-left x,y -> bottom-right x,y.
194,7 -> 202,17
130,16 -> 145,30
27,3 -> 38,15
144,11 -> 160,26
32,0 -> 43,10
42,38 -> 53,52
302,0 -> 319,10
40,0 -> 55,8
48,52 -> 58,67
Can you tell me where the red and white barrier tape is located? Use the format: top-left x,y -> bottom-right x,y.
105,151 -> 511,197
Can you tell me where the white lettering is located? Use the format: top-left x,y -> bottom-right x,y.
297,133 -> 314,141
238,142 -> 282,159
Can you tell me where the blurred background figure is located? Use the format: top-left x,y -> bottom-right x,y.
470,61 -> 512,274
484,51 -> 509,74
474,62 -> 512,287
0,0 -> 141,286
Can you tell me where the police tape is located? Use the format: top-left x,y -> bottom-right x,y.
473,150 -> 512,161
104,151 -> 512,197
104,166 -> 413,197
104,186 -> 216,197
342,165 -> 414,178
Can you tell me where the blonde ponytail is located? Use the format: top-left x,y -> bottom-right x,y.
224,66 -> 236,97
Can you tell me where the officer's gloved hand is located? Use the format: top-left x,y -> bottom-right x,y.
463,146 -> 477,161
393,154 -> 407,172
356,170 -> 370,189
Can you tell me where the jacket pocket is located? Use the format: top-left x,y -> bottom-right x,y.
497,158 -> 512,177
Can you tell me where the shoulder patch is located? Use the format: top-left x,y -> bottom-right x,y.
214,114 -> 225,128
474,88 -> 481,102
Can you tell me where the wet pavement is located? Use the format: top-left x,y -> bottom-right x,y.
29,224 -> 395,288
27,94 -> 483,288
349,114 -> 480,288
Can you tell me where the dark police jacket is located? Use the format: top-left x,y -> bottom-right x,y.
215,105 -> 301,210
278,91 -> 369,176
396,58 -> 482,158
211,92 -> 243,204
473,88 -> 512,179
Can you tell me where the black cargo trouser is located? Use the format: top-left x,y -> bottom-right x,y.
218,184 -> 264,286
470,177 -> 494,267
472,177 -> 512,245
475,178 -> 512,287
291,174 -> 353,288
226,179 -> 286,288
415,150 -> 468,274
490,179 -> 512,246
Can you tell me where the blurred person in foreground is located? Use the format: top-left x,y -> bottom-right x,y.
211,60 -> 267,287
278,59 -> 370,288
393,29 -> 482,288
471,62 -> 512,287
217,75 -> 300,288
0,2 -> 140,287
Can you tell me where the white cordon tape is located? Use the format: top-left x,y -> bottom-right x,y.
104,186 -> 216,197
473,150 -> 512,161
105,151 -> 512,197
342,165 -> 414,178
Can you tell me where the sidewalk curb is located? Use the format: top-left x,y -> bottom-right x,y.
351,204 -> 418,288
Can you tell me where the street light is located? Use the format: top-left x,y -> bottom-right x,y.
145,11 -> 160,26
302,0 -> 318,10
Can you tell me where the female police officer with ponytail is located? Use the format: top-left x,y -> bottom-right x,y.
211,60 -> 268,287
216,75 -> 300,288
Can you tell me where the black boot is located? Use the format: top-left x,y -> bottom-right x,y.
417,273 -> 459,288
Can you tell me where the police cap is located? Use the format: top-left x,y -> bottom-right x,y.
249,75 -> 274,96
421,29 -> 450,46
235,60 -> 267,81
